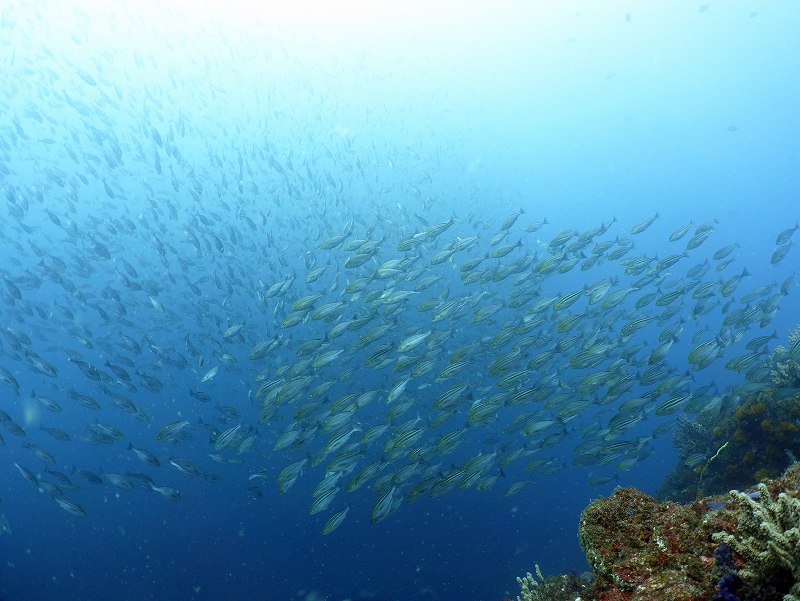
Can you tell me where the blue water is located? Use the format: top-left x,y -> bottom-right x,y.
1,2 -> 799,600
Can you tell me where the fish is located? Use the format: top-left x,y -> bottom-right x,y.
200,365 -> 220,383
396,330 -> 431,353
23,442 -> 57,464
0,366 -> 20,395
500,208 -> 525,231
771,243 -> 792,265
277,459 -> 308,494
31,391 -> 62,412
222,323 -> 244,339
776,223 -> 798,245
24,349 -> 58,377
668,221 -> 694,242
214,424 -> 242,450
156,420 -> 191,442
53,497 -> 86,517
128,443 -> 161,467
371,486 -> 397,524
686,229 -> 713,250
149,484 -> 181,501
630,212 -> 658,235
168,457 -> 200,477
104,473 -> 134,490
322,505 -> 351,535
0,109 -> 794,546
14,463 -> 39,487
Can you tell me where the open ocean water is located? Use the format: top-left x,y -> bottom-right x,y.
0,2 -> 798,600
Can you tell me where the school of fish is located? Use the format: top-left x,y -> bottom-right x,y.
0,4 -> 798,536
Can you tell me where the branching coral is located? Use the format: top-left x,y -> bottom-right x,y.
713,483 -> 800,601
516,564 -> 546,601
514,564 -> 592,601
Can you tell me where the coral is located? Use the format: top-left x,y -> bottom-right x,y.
783,461 -> 800,489
578,487 -> 715,600
770,325 -> 800,388
712,482 -> 800,601
789,324 -> 800,347
504,329 -> 800,601
714,572 -> 743,601
516,564 -> 546,601
575,462 -> 800,600
659,360 -> 800,504
771,349 -> 800,388
673,415 -> 713,459
514,461 -> 800,601
514,564 -> 593,601
712,544 -> 744,601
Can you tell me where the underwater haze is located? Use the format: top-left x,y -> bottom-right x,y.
1,1 -> 799,600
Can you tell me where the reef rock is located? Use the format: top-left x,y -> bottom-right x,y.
577,462 -> 800,601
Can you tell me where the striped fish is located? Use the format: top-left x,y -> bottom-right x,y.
371,486 -> 396,524
322,506 -> 351,535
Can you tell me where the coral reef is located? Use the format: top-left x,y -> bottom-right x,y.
573,462 -> 800,601
504,462 -> 800,601
506,326 -> 800,601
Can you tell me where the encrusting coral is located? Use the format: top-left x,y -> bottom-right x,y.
577,486 -> 715,600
